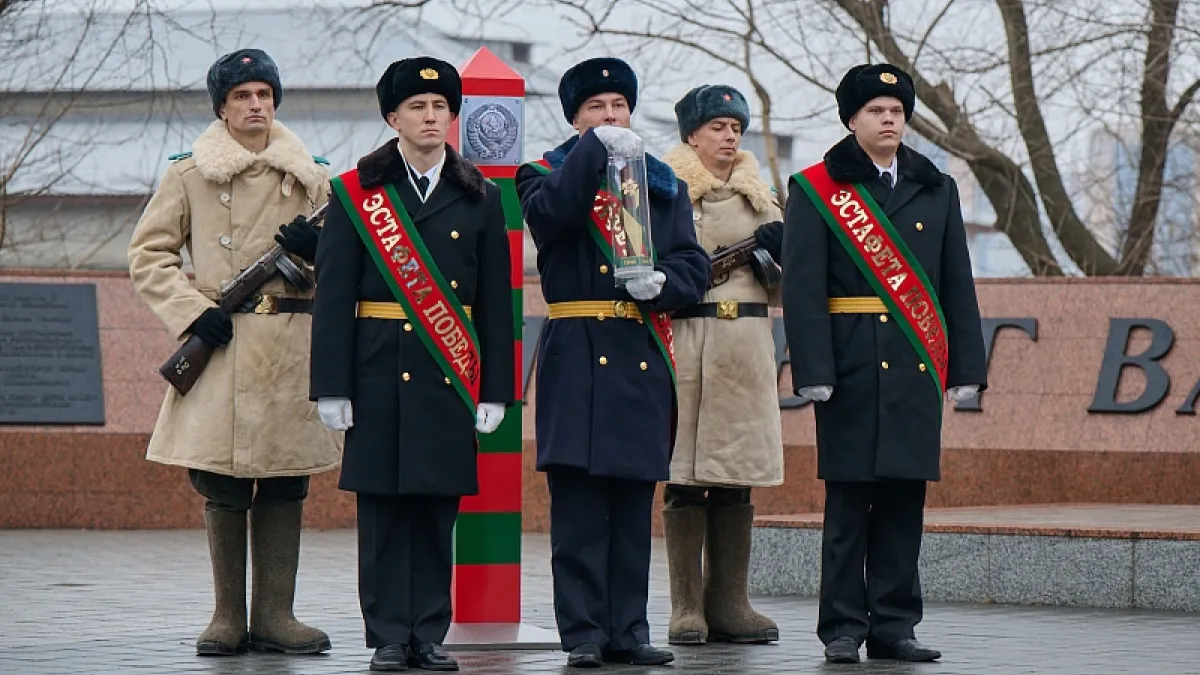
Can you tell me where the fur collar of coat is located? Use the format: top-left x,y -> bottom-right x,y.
662,144 -> 775,215
544,133 -> 679,200
355,138 -> 488,201
191,119 -> 327,198
822,133 -> 944,187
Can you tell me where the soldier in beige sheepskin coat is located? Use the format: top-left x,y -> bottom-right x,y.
128,49 -> 339,657
660,84 -> 785,647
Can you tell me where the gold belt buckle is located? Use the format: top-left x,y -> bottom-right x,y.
716,300 -> 738,320
613,301 -> 630,319
253,295 -> 279,314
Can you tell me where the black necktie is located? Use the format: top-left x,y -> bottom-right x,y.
409,167 -> 430,198
881,170 -> 894,188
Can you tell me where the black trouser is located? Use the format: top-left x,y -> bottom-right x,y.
188,469 -> 309,512
546,467 -> 656,652
817,480 -> 927,647
356,494 -> 461,649
663,483 -> 751,508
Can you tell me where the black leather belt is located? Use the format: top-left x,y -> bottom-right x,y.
233,295 -> 313,314
672,301 -> 768,320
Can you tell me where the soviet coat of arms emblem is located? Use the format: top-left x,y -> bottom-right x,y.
464,102 -> 520,162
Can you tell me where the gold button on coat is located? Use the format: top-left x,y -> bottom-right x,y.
450,280 -> 458,289
881,361 -> 889,369
879,315 -> 888,323
915,222 -> 924,231
402,372 -> 411,381
451,230 -> 460,239
599,356 -> 607,365
919,363 -> 927,372
403,323 -> 412,332
600,264 -> 609,274
639,362 -> 648,370
445,377 -> 451,385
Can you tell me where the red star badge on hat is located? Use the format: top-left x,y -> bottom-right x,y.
723,93 -> 732,101
242,56 -> 252,64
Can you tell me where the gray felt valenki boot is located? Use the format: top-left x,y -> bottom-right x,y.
703,503 -> 779,644
663,505 -> 709,645
196,508 -> 249,656
246,502 -> 331,654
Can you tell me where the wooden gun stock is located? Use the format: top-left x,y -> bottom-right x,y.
158,334 -> 212,396
157,203 -> 327,396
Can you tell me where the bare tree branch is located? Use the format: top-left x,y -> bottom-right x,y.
993,0 -> 1118,275
1118,0 -> 1181,274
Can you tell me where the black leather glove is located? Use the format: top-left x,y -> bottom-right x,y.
274,215 -> 320,263
754,220 -> 784,260
188,307 -> 233,347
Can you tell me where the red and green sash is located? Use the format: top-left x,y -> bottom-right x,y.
793,162 -> 949,399
331,169 -> 481,413
527,159 -> 676,385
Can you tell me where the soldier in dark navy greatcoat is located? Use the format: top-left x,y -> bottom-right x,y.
514,57 -> 711,669
309,56 -> 515,673
781,63 -> 988,664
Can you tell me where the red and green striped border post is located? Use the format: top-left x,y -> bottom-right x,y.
447,47 -> 526,629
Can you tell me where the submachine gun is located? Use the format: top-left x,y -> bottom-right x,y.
157,203 -> 328,396
708,238 -> 781,290
707,190 -> 784,290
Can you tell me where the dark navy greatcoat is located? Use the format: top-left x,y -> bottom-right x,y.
781,135 -> 987,483
515,128 -> 711,483
309,140 -> 515,496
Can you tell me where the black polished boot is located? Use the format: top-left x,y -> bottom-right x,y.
567,643 -> 603,668
603,644 -> 675,666
370,644 -> 409,671
824,636 -> 861,663
867,637 -> 941,662
407,642 -> 458,671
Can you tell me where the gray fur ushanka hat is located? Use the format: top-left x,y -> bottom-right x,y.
674,84 -> 751,142
205,48 -> 283,118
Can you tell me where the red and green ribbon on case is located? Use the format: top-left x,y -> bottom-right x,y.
526,159 -> 676,386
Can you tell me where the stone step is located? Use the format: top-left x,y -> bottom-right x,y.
748,504 -> 1200,612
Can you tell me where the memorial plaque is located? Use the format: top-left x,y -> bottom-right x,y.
0,282 -> 105,424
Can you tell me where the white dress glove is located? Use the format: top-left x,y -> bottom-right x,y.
626,270 -> 666,300
947,385 -> 980,402
317,397 -> 353,431
798,385 -> 833,402
476,402 -> 505,434
592,125 -> 643,157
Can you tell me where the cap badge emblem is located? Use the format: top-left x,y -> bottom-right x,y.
420,68 -> 439,80
241,56 -> 252,64
880,72 -> 897,84
723,93 -> 732,100
602,69 -> 610,77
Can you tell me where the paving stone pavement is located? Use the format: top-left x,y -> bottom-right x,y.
1,530 -> 1197,675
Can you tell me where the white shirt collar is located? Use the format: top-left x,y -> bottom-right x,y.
874,155 -> 898,182
396,143 -> 446,202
